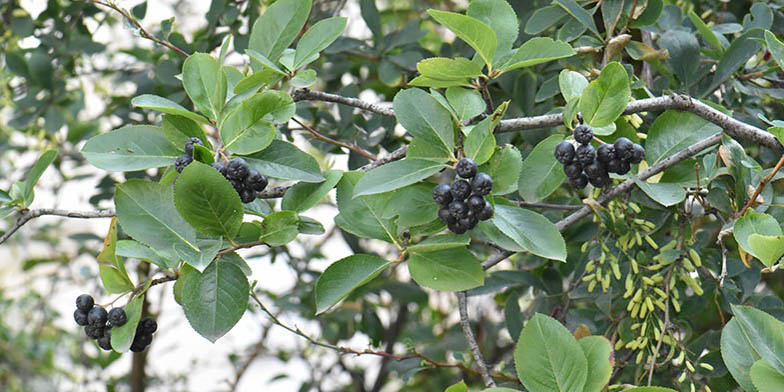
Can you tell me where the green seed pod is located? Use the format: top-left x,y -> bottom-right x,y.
644,235 -> 658,249
700,363 -> 714,371
689,249 -> 702,267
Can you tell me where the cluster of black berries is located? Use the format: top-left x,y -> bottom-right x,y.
174,137 -> 203,173
210,157 -> 268,203
129,316 -> 158,353
433,158 -> 494,234
74,294 -> 126,351
554,125 -> 644,189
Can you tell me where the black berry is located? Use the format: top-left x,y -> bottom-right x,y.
589,173 -> 611,188
596,144 -> 616,163
448,201 -> 469,218
467,195 -> 485,211
573,124 -> 594,145
471,173 -> 493,196
88,307 -> 108,327
607,159 -> 630,175
615,160 -> 631,175
477,201 -> 493,221
211,161 -> 227,175
438,207 -> 457,225
76,294 -> 94,312
140,317 -> 158,334
554,141 -> 576,164
85,325 -> 104,339
570,173 -> 589,189
184,137 -> 204,156
240,189 -> 256,204
174,154 -> 193,173
97,329 -> 113,351
108,308 -> 127,327
227,158 -> 249,180
451,180 -> 472,200
74,309 -> 89,326
613,137 -> 634,160
563,162 -> 583,179
448,223 -> 467,234
456,158 -> 478,179
584,161 -> 606,179
575,144 -> 596,166
629,144 -> 645,163
245,169 -> 268,192
433,184 -> 453,206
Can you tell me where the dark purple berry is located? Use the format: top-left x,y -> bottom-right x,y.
451,180 -> 472,200
584,161 -> 607,178
140,317 -> 158,334
606,159 -> 623,174
458,210 -> 478,229
438,207 -> 456,225
563,162 -> 583,179
554,141 -> 575,164
87,307 -> 108,327
589,173 -> 611,188
433,184 -> 453,206
477,201 -> 493,221
85,325 -> 104,339
76,294 -> 94,312
226,158 -> 249,180
240,189 -> 256,203
471,173 -> 493,196
570,173 -> 589,189
174,154 -> 193,173
573,124 -> 594,145
74,309 -> 89,326
629,144 -> 645,163
130,342 -> 146,352
211,161 -> 227,175
108,308 -> 127,327
456,158 -> 478,179
184,137 -> 204,155
596,144 -> 616,163
575,144 -> 596,166
97,329 -> 113,351
245,169 -> 268,192
614,137 -> 634,160
615,160 -> 631,175
448,201 -> 469,218
448,223 -> 467,234
467,195 -> 485,211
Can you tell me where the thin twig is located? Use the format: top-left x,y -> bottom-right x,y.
0,208 -> 116,245
292,89 -> 395,117
517,201 -> 582,211
292,117 -> 378,160
735,154 -> 784,219
481,251 -> 514,270
457,292 -> 496,387
217,241 -> 267,257
647,270 -> 672,385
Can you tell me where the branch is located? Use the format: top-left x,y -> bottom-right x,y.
457,292 -> 496,388
217,240 -> 267,257
517,201 -> 582,211
292,89 -> 395,117
89,0 -> 189,58
0,208 -> 116,245
292,117 -> 378,160
735,153 -> 784,218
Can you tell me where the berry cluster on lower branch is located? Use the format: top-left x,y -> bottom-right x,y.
74,294 -> 157,352
433,158 -> 494,234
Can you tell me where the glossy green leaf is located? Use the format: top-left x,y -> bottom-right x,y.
293,16 -> 347,69
733,209 -> 782,264
282,170 -> 343,212
515,313 -> 588,392
290,69 -> 317,88
481,389 -> 520,392
658,30 -> 700,87
248,0 -> 312,63
174,161 -> 244,238
116,240 -> 173,269
445,381 -> 468,392
22,148 -> 56,204
259,210 -> 299,246
315,254 -> 392,314
182,259 -> 249,342
524,5 -> 567,35
182,53 -> 226,121
353,159 -> 446,197
518,135 -> 566,203
464,117 -> 497,166
501,38 -> 576,72
111,294 -> 144,352
628,0 -> 664,28
645,110 -> 721,166
393,89 -> 455,159
445,87 -> 485,122
220,91 -> 292,154
131,94 -> 208,123
751,359 -> 784,392
748,234 -> 784,267
484,144 -> 522,195
722,318 -> 761,392
765,30 -> 784,71
335,172 -> 398,243
579,336 -> 613,392
624,388 -> 677,392
688,10 -> 723,53
579,62 -> 630,127
99,265 -> 134,294
162,115 -> 210,148
408,234 -> 470,253
174,238 -> 223,272
427,9 -> 497,66
408,247 -> 484,292
244,140 -> 325,182
383,183 -> 440,228
246,49 -> 286,75
417,57 -> 483,81
554,0 -> 599,37
559,69 -> 588,102
633,180 -> 687,207
730,305 -> 784,375
467,0 -> 518,61
492,204 -> 566,261
82,126 -> 180,172
703,28 -> 763,96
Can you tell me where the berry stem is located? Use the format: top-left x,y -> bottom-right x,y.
291,118 -> 378,161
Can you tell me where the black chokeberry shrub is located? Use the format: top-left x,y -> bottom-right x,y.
438,207 -> 456,225
477,201 -> 493,221
596,144 -> 616,162
554,141 -> 575,164
563,162 -> 583,179
108,308 -> 127,327
614,137 -> 634,160
471,173 -> 493,196
467,195 -> 485,211
573,124 -> 593,145
174,154 -> 193,173
570,173 -> 589,189
74,310 -> 88,326
245,169 -> 268,192
456,158 -> 478,179
184,137 -> 203,155
227,158 -> 249,180
88,307 -> 108,326
451,180 -> 472,200
575,144 -> 596,166
449,201 -> 468,218
629,144 -> 645,163
584,161 -> 606,178
140,317 -> 158,334
432,184 -> 453,206
76,294 -> 94,312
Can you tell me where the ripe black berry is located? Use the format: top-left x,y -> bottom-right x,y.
589,174 -> 610,188
97,329 -> 113,351
477,201 -> 493,221
575,144 -> 596,166
467,195 -> 485,211
584,161 -> 606,179
175,154 -> 193,173
629,144 -> 645,163
570,173 -> 589,189
85,325 -> 104,339
433,184 -> 453,206
471,173 -> 493,196
240,189 -> 256,203
88,307 -> 108,326
140,317 -> 158,334
554,141 -> 576,164
615,160 -> 631,175
211,161 -> 227,175
448,223 -> 467,235
76,294 -> 94,312
613,137 -> 634,160
184,137 -> 204,155
451,180 -> 472,200
456,158 -> 478,179
596,144 -> 616,163
74,310 -> 89,326
245,169 -> 268,192
438,207 -> 456,225
458,210 -> 478,229
227,158 -> 249,180
573,124 -> 594,145
108,308 -> 127,327
563,162 -> 583,179
448,201 -> 469,218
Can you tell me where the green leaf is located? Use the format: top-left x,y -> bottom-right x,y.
111,294 -> 144,352
770,126 -> 784,147
384,183 -> 440,228
162,115 -> 210,148
131,94 -> 208,123
282,170 -> 343,212
623,388 -> 677,392
633,180 -> 687,207
116,240 -> 173,269
427,9 -> 497,67
524,5 -> 567,35
335,172 -> 398,243
353,159 -> 446,197
22,148 -> 57,204
248,0 -> 312,63
99,265 -> 134,294
220,91 -> 292,154
445,380 -> 469,392
174,161 -> 244,238
115,179 -> 199,261
481,389 -> 520,392
182,259 -> 250,342
445,87 -> 485,122
417,57 -> 483,81
293,16 -> 347,69
579,62 -> 630,128
244,140 -> 325,182
408,75 -> 469,89
393,89 -> 455,160
688,11 -> 723,53
518,135 -> 566,202
492,204 -> 567,261
579,336 -> 613,392
315,254 -> 392,314
733,209 -> 783,264
259,210 -> 299,246
751,359 -> 784,392
408,234 -> 470,253
82,125 -> 181,172
730,305 -> 784,375
703,28 -> 763,96
467,0 -> 519,62
722,318 -> 761,392
645,110 -> 721,166
765,30 -> 784,71
175,238 -> 223,272
748,234 -> 784,267
246,49 -> 286,75
483,144 -> 522,195
290,69 -> 317,88
554,0 -> 599,37
627,0 -> 663,28
408,247 -> 484,292
501,38 -> 575,72
182,53 -> 226,121
515,313 -> 588,392
360,0 -> 382,39
465,117 -> 497,166
297,215 -> 324,235
559,69 -> 588,102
